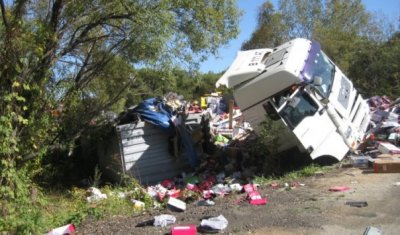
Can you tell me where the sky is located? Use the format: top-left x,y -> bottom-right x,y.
199,0 -> 400,73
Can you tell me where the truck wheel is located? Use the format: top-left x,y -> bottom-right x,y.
313,156 -> 338,166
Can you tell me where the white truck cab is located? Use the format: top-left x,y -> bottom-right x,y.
216,38 -> 370,161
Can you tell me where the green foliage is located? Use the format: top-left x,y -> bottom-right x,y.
241,1 -> 286,49
253,164 -> 327,186
242,0 -> 397,84
248,116 -> 287,176
1,180 -> 154,234
0,182 -> 45,234
129,68 -> 220,103
0,0 -> 239,232
349,32 -> 400,98
312,0 -> 375,72
90,165 -> 102,188
282,164 -> 325,181
278,0 -> 323,39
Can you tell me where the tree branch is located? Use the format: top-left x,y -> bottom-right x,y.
0,0 -> 8,29
13,0 -> 28,21
64,14 -> 133,56
74,41 -> 96,83
49,0 -> 63,32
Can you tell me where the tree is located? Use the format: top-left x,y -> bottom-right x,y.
278,0 -> 323,39
0,0 -> 239,231
242,0 -> 395,82
313,0 -> 374,71
241,1 -> 286,50
349,32 -> 400,98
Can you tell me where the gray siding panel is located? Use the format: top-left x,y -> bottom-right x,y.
117,121 -> 190,185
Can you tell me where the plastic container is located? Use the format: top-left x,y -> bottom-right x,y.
350,155 -> 370,168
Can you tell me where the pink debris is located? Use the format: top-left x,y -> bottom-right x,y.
243,184 -> 257,193
329,186 -> 351,192
248,191 -> 268,205
171,225 -> 197,235
243,184 -> 267,205
167,189 -> 181,198
203,190 -> 213,199
186,183 -> 200,192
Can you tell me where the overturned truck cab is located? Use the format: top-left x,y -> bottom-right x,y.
216,38 -> 371,162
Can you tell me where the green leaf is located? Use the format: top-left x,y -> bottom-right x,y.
17,115 -> 29,125
23,84 -> 31,91
15,96 -> 26,102
12,81 -> 21,87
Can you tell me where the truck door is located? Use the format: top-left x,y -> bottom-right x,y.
277,90 -> 338,158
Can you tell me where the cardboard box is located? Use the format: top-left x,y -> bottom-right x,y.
378,142 -> 400,154
373,157 -> 400,173
167,197 -> 186,211
376,154 -> 400,158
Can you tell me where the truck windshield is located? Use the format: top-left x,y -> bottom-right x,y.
278,91 -> 318,129
308,51 -> 335,97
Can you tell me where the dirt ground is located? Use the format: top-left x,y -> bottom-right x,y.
76,167 -> 400,235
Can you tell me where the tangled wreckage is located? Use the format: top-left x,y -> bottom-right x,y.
97,38 -> 400,186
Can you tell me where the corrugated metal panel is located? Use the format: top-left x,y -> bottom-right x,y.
116,121 -> 190,185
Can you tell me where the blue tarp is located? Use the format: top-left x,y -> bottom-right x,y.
131,97 -> 200,167
177,121 -> 199,167
131,98 -> 175,134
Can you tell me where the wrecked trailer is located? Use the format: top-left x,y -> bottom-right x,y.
216,38 -> 371,162
98,96 -> 202,185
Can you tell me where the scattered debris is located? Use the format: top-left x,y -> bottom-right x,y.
211,184 -> 231,196
373,156 -> 400,173
378,142 -> 400,154
131,199 -> 145,210
229,183 -> 243,192
101,85 -> 400,233
199,215 -> 229,231
349,155 -> 371,168
86,187 -> 107,203
363,226 -> 382,235
270,183 -> 279,189
345,201 -> 368,208
328,186 -> 351,192
197,199 -> 215,207
135,219 -> 155,227
171,225 -> 197,235
46,224 -> 75,235
153,214 -> 176,227
243,184 -> 268,205
168,197 -> 187,211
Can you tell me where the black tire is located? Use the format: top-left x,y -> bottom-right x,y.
313,155 -> 338,166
